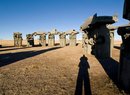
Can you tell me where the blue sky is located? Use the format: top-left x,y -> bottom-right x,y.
0,0 -> 129,40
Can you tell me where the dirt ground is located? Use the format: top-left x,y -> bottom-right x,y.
0,40 -> 128,95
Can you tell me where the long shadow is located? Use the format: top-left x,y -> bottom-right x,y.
55,43 -> 60,46
96,57 -> 119,87
0,46 -> 14,48
75,55 -> 92,95
114,46 -> 121,50
0,47 -> 61,67
0,47 -> 31,52
76,43 -> 79,46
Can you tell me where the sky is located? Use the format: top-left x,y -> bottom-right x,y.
0,0 -> 129,40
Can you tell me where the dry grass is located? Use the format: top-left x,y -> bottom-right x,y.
0,40 -> 126,95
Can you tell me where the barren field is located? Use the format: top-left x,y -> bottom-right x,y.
0,40 -> 127,95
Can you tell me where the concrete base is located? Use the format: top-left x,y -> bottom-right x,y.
48,39 -> 55,47
40,40 -> 46,47
69,39 -> 76,46
14,40 -> 22,47
60,39 -> 66,47
27,40 -> 34,47
84,44 -> 92,55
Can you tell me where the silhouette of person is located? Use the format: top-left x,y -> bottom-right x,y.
75,55 -> 92,95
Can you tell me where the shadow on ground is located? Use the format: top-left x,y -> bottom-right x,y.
0,46 -> 14,48
96,57 -> 119,87
75,55 -> 92,95
0,47 -> 31,52
114,46 -> 120,50
0,47 -> 61,67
